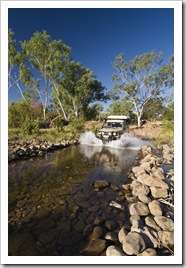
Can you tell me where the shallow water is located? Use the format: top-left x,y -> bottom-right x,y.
8,133 -> 150,256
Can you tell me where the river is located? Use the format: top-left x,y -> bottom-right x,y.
8,132 -> 149,256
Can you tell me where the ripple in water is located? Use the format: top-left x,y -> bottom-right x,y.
80,131 -> 145,149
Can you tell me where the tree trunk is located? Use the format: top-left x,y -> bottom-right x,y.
137,114 -> 141,128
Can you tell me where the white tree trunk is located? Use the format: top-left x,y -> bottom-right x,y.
137,114 -> 141,128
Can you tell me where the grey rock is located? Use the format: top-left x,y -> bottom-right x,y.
118,227 -> 128,244
130,215 -> 144,230
145,216 -> 161,231
109,200 -> 125,211
151,167 -> 165,180
129,202 -> 150,216
140,162 -> 152,172
148,200 -> 163,216
132,184 -> 150,196
137,174 -> 169,189
150,186 -> 168,199
158,230 -> 174,247
138,194 -> 151,204
122,232 -> 146,255
154,216 -> 174,231
106,245 -> 126,256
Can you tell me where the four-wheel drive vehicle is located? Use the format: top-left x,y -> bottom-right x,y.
96,115 -> 130,141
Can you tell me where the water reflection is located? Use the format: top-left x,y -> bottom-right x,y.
8,145 -> 138,256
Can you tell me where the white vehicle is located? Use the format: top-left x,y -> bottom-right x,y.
96,115 -> 130,141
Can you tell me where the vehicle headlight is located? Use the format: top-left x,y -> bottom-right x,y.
108,132 -> 112,136
113,132 -> 116,136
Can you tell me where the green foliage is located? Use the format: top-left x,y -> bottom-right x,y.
69,117 -> 85,134
21,117 -> 40,135
142,98 -> 165,121
112,51 -> 174,127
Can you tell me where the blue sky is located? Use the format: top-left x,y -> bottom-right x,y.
8,8 -> 174,108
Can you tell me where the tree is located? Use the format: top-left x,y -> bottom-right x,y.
142,97 -> 165,121
107,97 -> 134,117
21,30 -> 71,122
112,51 -> 174,127
52,61 -> 107,119
8,29 -> 33,101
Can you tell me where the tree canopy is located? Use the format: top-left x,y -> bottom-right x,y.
112,51 -> 174,127
8,30 -> 107,125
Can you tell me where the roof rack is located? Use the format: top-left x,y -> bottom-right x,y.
107,115 -> 130,120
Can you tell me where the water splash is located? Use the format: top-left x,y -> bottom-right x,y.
79,131 -> 145,149
79,131 -> 103,146
105,133 -> 145,149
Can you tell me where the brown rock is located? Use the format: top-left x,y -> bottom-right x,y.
137,174 -> 169,189
148,200 -> 163,216
129,202 -> 150,216
150,186 -> 168,199
154,216 -> 174,231
158,230 -> 174,247
122,232 -> 146,255
106,245 -> 126,256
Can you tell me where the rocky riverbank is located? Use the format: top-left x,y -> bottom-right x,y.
8,136 -> 174,256
8,138 -> 79,162
85,143 -> 174,256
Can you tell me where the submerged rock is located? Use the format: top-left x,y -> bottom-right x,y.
92,180 -> 110,189
80,239 -> 107,255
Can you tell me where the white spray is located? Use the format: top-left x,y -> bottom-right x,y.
79,131 -> 145,149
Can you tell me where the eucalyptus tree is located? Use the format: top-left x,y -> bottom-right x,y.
53,61 -> 107,119
21,30 -> 71,122
112,51 -> 174,127
8,29 -> 33,100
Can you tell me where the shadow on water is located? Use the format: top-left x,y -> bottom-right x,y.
8,134 -> 151,256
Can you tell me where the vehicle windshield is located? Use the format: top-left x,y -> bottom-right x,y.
103,121 -> 123,128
